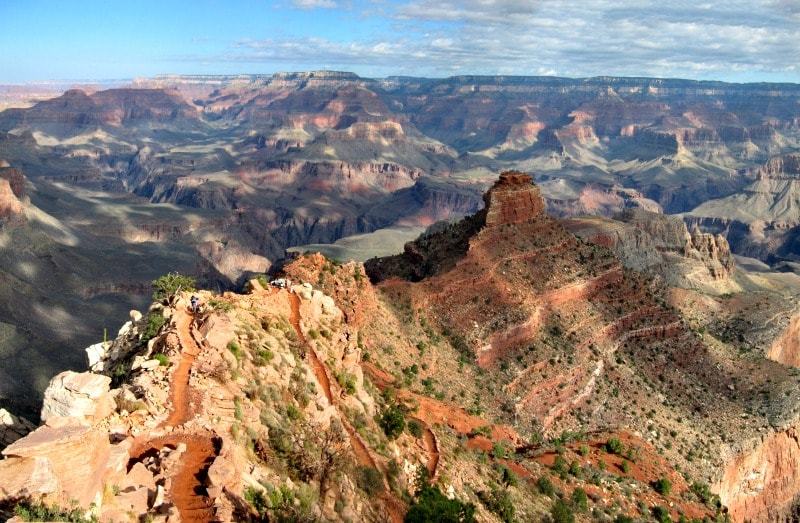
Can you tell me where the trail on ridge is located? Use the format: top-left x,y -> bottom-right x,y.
130,304 -> 217,523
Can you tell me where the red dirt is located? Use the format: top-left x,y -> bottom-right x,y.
130,305 -> 218,522
130,434 -> 217,523
289,291 -> 334,404
163,310 -> 201,427
363,362 -> 521,445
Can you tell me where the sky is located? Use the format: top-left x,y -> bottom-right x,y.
1,0 -> 798,83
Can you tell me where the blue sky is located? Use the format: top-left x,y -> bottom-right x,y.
1,0 -> 798,83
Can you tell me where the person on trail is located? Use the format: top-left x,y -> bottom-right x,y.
190,295 -> 200,314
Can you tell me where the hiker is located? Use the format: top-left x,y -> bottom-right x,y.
190,295 -> 200,314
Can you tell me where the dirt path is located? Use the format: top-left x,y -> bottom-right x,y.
288,290 -> 403,523
411,418 -> 440,478
130,434 -> 217,522
130,305 -> 217,523
164,310 -> 201,426
289,292 -> 334,404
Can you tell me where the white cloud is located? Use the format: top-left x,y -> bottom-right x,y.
224,0 -> 799,81
291,0 -> 337,8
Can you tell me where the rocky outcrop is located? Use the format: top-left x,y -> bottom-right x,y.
564,209 -> 735,292
0,178 -> 23,220
688,225 -> 735,280
0,167 -> 25,199
0,423 -> 122,508
716,426 -> 800,522
196,240 -> 270,283
544,183 -> 662,218
366,171 -> 553,282
768,313 -> 800,367
482,171 -> 545,226
40,372 -> 115,425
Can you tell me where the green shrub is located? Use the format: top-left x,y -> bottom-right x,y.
407,419 -> 424,438
379,405 -> 406,440
568,460 -> 582,477
620,460 -> 630,474
228,340 -> 242,360
479,488 -> 514,523
357,466 -> 384,496
405,485 -> 476,523
14,501 -> 97,522
254,348 -> 274,366
653,477 -> 672,496
552,455 -> 568,474
605,437 -> 624,455
335,371 -> 357,395
141,312 -> 166,342
244,486 -> 268,517
614,516 -> 634,523
153,353 -> 169,367
285,404 -> 301,421
151,272 -> 196,302
651,505 -> 672,523
491,441 -> 508,459
537,475 -> 555,496
571,487 -> 588,511
550,499 -> 575,523
208,298 -> 233,312
498,465 -> 518,487
234,397 -> 243,421
690,481 -> 715,505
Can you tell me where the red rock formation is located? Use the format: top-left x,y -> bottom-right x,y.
716,427 -> 800,522
0,167 -> 25,199
768,313 -> 800,367
482,171 -> 545,226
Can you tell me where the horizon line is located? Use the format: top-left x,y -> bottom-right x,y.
2,71 -> 800,88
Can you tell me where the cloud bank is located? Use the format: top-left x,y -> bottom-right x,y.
230,0 -> 799,81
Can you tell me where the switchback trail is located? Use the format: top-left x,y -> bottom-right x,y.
288,290 -> 403,523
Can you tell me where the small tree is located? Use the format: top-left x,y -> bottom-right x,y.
379,405 -> 406,440
152,272 -> 196,303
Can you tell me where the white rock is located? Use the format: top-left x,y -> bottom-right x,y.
85,342 -> 109,370
140,359 -> 161,371
131,355 -> 146,371
130,310 -> 143,322
152,484 -> 165,508
117,321 -> 133,338
41,371 -> 113,423
0,408 -> 13,426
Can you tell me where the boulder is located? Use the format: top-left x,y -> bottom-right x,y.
41,371 -> 115,424
0,457 -> 59,499
0,424 -> 113,507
